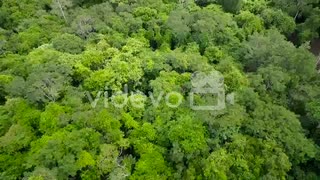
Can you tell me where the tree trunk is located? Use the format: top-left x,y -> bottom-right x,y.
56,0 -> 68,23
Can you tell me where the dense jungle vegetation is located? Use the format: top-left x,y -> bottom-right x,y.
1,0 -> 320,179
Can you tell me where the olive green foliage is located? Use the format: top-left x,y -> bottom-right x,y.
52,33 -> 85,54
0,0 -> 320,179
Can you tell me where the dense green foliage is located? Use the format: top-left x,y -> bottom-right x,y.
1,0 -> 320,179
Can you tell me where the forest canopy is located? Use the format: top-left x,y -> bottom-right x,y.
0,0 -> 320,179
